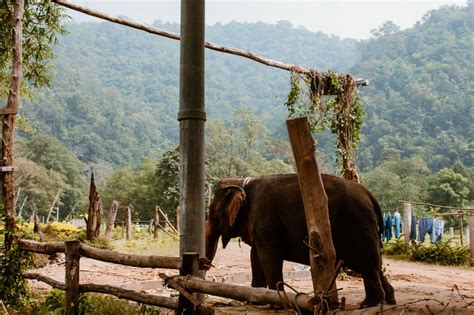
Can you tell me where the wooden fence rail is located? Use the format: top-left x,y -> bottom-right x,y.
19,238 -> 318,314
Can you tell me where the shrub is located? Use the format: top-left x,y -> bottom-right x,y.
41,221 -> 85,241
383,238 -> 471,266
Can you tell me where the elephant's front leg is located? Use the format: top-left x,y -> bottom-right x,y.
255,243 -> 284,291
251,246 -> 267,287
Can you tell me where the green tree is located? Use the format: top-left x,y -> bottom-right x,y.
0,0 -> 68,97
15,134 -> 86,219
428,164 -> 470,207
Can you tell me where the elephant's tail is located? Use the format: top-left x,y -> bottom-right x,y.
367,190 -> 384,246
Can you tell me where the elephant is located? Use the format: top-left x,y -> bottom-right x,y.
205,173 -> 396,308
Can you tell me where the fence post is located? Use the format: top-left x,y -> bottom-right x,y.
403,202 -> 412,243
177,252 -> 199,314
469,215 -> 474,258
154,206 -> 160,239
64,239 -> 81,315
126,206 -> 132,241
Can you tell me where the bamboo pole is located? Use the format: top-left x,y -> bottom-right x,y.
46,189 -> 61,222
157,206 -> 179,235
50,0 -> 368,86
2,0 -> 24,250
287,117 -> 338,307
469,215 -> 474,259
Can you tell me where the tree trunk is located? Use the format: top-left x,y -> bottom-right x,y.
2,0 -> 24,251
86,172 -> 103,240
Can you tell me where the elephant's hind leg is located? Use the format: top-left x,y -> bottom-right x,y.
251,246 -> 267,288
360,271 -> 385,308
380,271 -> 396,304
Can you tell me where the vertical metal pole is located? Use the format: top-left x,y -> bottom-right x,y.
178,0 -> 205,262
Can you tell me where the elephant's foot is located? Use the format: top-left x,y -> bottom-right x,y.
385,295 -> 396,305
359,297 -> 383,309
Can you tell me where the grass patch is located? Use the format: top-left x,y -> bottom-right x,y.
17,288 -> 161,314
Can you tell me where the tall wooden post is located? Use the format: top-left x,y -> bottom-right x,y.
64,239 -> 81,314
403,202 -> 412,243
178,0 -> 206,270
2,0 -> 24,250
469,215 -> 474,259
104,200 -> 119,239
460,214 -> 464,246
287,117 -> 338,306
125,206 -> 132,241
154,206 -> 160,239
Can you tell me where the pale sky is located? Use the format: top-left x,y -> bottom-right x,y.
69,1 -> 467,39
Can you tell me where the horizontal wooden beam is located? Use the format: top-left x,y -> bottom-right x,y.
51,0 -> 368,87
18,239 -> 181,269
18,239 -> 66,254
174,275 -> 316,312
24,271 -> 179,309
0,107 -> 18,115
80,283 -> 179,309
24,271 -> 67,290
80,243 -> 181,269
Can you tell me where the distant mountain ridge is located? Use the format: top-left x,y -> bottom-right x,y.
22,3 -> 472,171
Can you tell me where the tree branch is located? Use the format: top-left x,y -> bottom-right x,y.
52,0 -> 368,87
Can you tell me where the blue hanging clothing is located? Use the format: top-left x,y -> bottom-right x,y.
384,212 -> 393,241
393,211 -> 401,238
382,212 -> 387,241
432,219 -> 444,243
410,214 -> 417,241
418,218 -> 434,242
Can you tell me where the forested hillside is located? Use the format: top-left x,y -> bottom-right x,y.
13,3 -> 473,218
22,20 -> 359,166
353,4 -> 473,171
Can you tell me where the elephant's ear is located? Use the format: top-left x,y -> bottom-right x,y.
224,187 -> 245,227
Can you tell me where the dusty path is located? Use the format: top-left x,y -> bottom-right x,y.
30,241 -> 474,313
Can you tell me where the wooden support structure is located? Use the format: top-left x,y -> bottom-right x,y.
2,0 -> 24,250
154,206 -> 160,239
403,202 -> 412,243
157,206 -> 179,235
469,215 -> 474,259
177,252 -> 200,314
125,206 -> 132,240
64,240 -> 81,314
104,200 -> 119,239
287,117 -> 338,307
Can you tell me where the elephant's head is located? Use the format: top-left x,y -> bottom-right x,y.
205,179 -> 247,262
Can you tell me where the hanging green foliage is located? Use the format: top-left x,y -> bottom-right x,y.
285,70 -> 366,182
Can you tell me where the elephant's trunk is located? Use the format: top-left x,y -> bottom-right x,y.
205,220 -> 220,262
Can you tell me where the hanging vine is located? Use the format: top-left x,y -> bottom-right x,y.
285,70 -> 365,182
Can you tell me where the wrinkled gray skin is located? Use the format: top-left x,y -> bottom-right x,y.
205,174 -> 396,308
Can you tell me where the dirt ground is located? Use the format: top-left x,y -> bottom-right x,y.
30,241 -> 474,314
